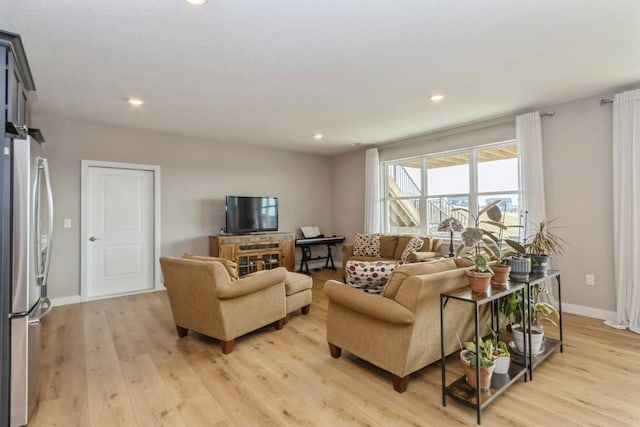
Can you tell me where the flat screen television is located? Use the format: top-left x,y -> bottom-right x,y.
225,196 -> 278,234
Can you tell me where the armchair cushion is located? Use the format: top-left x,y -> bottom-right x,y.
324,280 -> 414,324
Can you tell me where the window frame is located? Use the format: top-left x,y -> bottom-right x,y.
382,140 -> 519,236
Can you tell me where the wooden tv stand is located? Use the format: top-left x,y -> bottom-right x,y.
209,232 -> 296,276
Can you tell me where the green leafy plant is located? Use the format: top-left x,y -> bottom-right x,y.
461,338 -> 497,368
499,285 -> 559,327
454,200 -> 507,273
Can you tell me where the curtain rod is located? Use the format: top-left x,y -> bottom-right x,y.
379,110 -> 556,151
600,98 -> 614,105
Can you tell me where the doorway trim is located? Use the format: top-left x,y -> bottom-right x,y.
80,160 -> 161,301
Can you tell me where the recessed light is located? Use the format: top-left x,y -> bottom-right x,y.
185,0 -> 207,5
313,133 -> 324,141
128,98 -> 144,106
429,94 -> 445,102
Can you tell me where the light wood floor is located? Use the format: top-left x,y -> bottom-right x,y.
32,270 -> 640,426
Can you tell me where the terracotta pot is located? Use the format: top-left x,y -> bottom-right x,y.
460,350 -> 495,390
467,270 -> 493,293
491,264 -> 511,286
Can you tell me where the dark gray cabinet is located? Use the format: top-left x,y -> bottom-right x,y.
1,30 -> 37,427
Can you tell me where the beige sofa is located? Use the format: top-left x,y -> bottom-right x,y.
342,234 -> 443,277
324,258 -> 489,392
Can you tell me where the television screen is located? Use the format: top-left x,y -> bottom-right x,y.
225,196 -> 278,234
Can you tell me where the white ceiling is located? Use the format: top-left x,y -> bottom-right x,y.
2,1 -> 639,156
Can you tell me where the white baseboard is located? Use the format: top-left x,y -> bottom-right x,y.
50,295 -> 82,307
563,303 -> 616,321
50,287 -> 165,307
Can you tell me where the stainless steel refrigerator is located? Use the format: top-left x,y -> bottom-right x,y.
6,133 -> 53,426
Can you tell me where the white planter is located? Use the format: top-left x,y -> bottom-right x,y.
512,325 -> 544,355
493,356 -> 510,374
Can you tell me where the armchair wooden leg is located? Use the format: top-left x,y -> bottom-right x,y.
391,374 -> 409,393
220,339 -> 235,354
274,318 -> 285,330
328,342 -> 342,358
176,326 -> 188,338
301,304 -> 310,315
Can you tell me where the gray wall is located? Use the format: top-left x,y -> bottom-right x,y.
33,114 -> 333,300
331,92 -> 622,316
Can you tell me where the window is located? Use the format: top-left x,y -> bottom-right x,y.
383,142 -> 520,239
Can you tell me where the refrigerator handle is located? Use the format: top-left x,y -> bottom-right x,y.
39,158 -> 54,291
27,297 -> 52,325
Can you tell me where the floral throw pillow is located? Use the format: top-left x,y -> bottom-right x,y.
344,260 -> 399,294
400,236 -> 424,262
352,233 -> 381,257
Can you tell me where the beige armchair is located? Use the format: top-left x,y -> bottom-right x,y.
159,257 -> 287,354
324,260 -> 489,392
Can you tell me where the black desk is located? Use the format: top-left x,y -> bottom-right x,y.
295,236 -> 345,275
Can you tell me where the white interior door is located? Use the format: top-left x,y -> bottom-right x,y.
86,166 -> 154,298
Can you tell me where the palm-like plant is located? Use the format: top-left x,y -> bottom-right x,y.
526,218 -> 566,257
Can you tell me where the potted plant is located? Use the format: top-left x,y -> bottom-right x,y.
501,286 -> 560,354
458,337 -> 497,390
525,218 -> 566,275
503,239 -> 532,282
490,328 -> 511,374
454,200 -> 507,293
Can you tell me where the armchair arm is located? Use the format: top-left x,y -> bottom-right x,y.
323,280 -> 414,325
217,267 -> 287,300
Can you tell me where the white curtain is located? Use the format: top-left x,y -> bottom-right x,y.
606,88 -> 640,334
516,112 -> 546,232
364,147 -> 381,233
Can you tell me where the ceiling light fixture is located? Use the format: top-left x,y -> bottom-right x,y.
185,0 -> 207,5
429,94 -> 445,102
128,98 -> 144,106
313,133 -> 324,141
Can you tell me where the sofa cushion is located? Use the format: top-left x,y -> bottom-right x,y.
382,258 -> 458,299
183,253 -> 239,280
400,236 -> 424,262
379,235 -> 399,259
345,260 -> 399,294
353,233 -> 381,257
394,235 -> 418,260
419,237 -> 433,251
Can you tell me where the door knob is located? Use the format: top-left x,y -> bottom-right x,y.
89,236 -> 99,241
